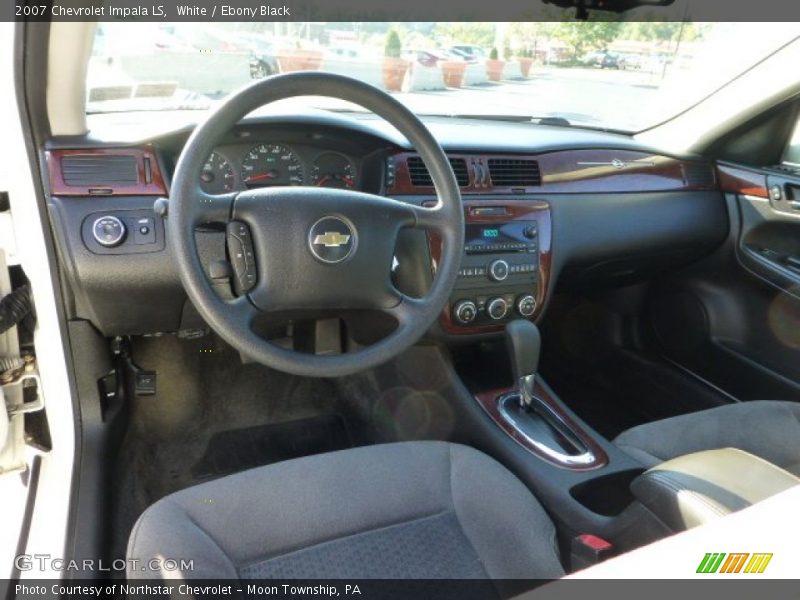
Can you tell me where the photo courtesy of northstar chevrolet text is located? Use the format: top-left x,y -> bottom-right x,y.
1,0 -> 799,598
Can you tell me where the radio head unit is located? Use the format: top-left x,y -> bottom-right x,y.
464,222 -> 538,254
427,200 -> 552,334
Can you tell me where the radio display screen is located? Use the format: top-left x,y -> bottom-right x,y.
464,223 -> 531,248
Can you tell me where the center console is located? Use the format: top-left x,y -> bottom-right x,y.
428,199 -> 552,334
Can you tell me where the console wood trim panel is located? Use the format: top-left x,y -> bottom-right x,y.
47,146 -> 168,196
429,199 -> 552,334
388,150 -> 716,195
717,163 -> 769,198
475,384 -> 609,471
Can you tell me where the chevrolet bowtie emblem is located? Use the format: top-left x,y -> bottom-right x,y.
313,231 -> 351,247
309,217 -> 357,263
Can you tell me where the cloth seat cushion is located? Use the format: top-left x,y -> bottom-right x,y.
614,400 -> 800,475
127,441 -> 564,580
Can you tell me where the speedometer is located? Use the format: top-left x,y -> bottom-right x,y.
241,144 -> 304,187
199,152 -> 235,194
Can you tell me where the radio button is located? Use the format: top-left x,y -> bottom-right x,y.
488,259 -> 509,282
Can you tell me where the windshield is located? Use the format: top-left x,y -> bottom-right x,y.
87,22 -> 800,132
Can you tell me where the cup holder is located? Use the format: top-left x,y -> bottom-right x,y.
570,469 -> 645,517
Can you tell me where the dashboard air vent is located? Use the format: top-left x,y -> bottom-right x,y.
407,156 -> 469,187
61,154 -> 139,187
682,162 -> 716,188
488,158 -> 541,187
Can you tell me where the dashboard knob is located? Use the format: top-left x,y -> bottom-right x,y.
92,215 -> 126,247
516,294 -> 537,317
487,297 -> 509,321
488,259 -> 510,282
453,300 -> 477,325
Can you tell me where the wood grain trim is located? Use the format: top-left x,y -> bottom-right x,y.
388,150 -> 716,195
475,384 -> 609,471
429,199 -> 552,335
717,163 -> 768,198
47,146 -> 167,196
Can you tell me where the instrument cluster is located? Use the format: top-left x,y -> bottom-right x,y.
198,143 -> 359,195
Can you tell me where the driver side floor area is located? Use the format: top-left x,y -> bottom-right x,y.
109,334 -> 370,562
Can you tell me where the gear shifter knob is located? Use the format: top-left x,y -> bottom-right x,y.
505,319 -> 541,381
505,319 -> 541,409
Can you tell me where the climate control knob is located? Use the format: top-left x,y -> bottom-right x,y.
92,215 -> 126,247
488,259 -> 510,282
452,300 -> 477,325
486,297 -> 509,320
516,294 -> 537,317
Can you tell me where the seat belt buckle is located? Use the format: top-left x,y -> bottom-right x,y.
570,534 -> 614,571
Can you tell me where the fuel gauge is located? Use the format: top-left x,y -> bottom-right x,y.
311,153 -> 356,189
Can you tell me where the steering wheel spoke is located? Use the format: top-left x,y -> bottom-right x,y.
406,201 -> 448,233
383,290 -> 427,329
226,295 -> 260,330
191,189 -> 237,225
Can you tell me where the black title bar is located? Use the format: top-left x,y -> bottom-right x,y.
5,0 -> 800,22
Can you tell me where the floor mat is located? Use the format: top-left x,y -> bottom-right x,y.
192,414 -> 352,479
110,334 -> 368,562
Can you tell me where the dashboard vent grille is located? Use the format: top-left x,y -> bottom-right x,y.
61,154 -> 139,187
488,158 -> 541,187
682,162 -> 716,188
407,156 -> 469,187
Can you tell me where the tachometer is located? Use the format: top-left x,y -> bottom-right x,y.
311,153 -> 356,189
241,144 -> 304,187
199,152 -> 235,194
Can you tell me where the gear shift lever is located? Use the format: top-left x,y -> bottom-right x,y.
504,319 -> 541,410
499,320 -> 595,465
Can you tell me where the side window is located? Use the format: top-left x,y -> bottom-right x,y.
782,117 -> 800,167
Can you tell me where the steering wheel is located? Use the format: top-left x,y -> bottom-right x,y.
169,72 -> 464,377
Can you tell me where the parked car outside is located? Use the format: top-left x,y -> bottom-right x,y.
237,33 -> 279,78
408,49 -> 458,67
618,53 -> 644,70
448,44 -> 486,63
579,51 -> 621,69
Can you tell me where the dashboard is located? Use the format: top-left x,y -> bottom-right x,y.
44,112 -> 731,339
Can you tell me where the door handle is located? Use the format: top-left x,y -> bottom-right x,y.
786,256 -> 800,274
748,246 -> 800,275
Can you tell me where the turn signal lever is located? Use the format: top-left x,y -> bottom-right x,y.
504,319 -> 541,410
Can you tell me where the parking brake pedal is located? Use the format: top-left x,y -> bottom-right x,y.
112,337 -> 157,398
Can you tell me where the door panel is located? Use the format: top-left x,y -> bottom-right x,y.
646,163 -> 800,402
738,173 -> 800,293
